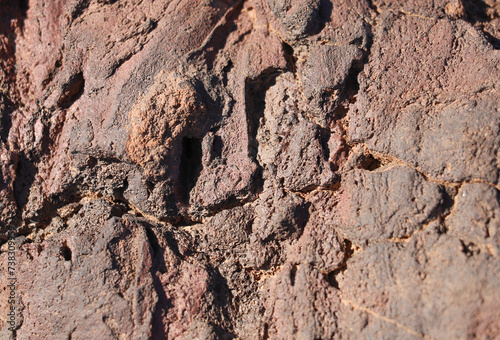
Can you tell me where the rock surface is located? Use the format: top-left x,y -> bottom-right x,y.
1,0 -> 499,339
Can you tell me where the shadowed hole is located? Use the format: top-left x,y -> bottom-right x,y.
178,137 -> 203,204
61,242 -> 72,261
358,153 -> 382,171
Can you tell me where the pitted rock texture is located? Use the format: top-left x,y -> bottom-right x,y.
1,0 -> 499,339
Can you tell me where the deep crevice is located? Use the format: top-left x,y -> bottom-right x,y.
319,0 -> 334,23
483,30 -> 500,50
244,69 -> 282,200
145,227 -> 160,258
365,0 -> 379,13
438,187 -> 457,218
415,184 -> 458,236
13,153 -> 38,211
338,20 -> 374,107
245,69 -> 280,161
205,265 -> 237,339
59,72 -> 85,109
326,239 -> 354,289
0,94 -> 15,143
178,137 -> 203,204
339,34 -> 372,111
171,214 -> 200,228
460,0 -> 500,50
151,271 -> 170,339
61,242 -> 72,261
211,134 -> 224,161
187,193 -> 259,222
109,202 -> 128,218
357,152 -> 382,171
289,264 -> 297,286
460,239 -> 479,257
18,0 -> 29,16
15,0 -> 29,31
343,61 -> 363,100
69,0 -> 91,21
263,323 -> 269,340
0,0 -> 28,147
221,60 -> 234,86
282,41 -> 297,75
147,224 -> 170,338
335,22 -> 375,173
462,0 -> 491,24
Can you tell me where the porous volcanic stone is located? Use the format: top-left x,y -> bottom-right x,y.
1,0 -> 499,339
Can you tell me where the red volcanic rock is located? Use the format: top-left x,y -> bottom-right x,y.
333,165 -> 445,245
349,13 -> 500,184
1,0 -> 499,339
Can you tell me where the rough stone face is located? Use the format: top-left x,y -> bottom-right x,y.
267,0 -> 322,39
349,13 -> 500,184
334,165 -> 446,245
446,183 -> 500,258
1,0 -> 500,339
337,227 -> 500,339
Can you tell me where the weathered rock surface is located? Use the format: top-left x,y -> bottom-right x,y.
1,0 -> 499,339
